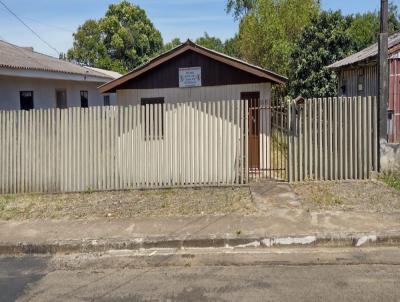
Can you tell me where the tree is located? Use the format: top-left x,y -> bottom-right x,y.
233,0 -> 320,76
288,11 -> 353,98
195,33 -> 241,58
226,0 -> 256,19
195,33 -> 225,53
347,3 -> 400,51
224,35 -> 240,57
163,38 -> 182,52
67,1 -> 163,73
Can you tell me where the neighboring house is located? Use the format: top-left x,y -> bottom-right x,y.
328,31 -> 400,143
0,40 -> 122,111
99,40 -> 287,171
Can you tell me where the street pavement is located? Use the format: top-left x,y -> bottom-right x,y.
1,247 -> 400,302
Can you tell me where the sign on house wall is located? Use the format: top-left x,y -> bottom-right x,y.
179,67 -> 201,88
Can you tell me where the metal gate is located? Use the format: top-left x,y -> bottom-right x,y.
247,98 -> 288,181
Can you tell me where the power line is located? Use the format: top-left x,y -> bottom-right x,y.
21,16 -> 74,34
0,0 -> 60,56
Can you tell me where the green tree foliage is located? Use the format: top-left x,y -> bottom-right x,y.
233,0 -> 320,76
163,38 -> 182,52
195,33 -> 225,53
67,1 -> 163,73
226,0 -> 256,19
289,11 -> 353,98
223,35 -> 240,57
347,3 -> 400,51
194,33 -> 240,57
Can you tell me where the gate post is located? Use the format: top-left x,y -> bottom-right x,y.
287,100 -> 293,183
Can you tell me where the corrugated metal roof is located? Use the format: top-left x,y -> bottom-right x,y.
328,31 -> 400,69
0,40 -> 121,80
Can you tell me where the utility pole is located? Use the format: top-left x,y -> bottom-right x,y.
378,0 -> 388,171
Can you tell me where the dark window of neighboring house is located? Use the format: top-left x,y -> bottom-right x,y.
141,97 -> 165,139
20,91 -> 34,110
104,95 -> 111,106
56,89 -> 67,109
80,91 -> 88,108
357,69 -> 364,95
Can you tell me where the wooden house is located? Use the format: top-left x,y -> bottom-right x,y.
328,31 -> 400,143
100,40 -> 287,173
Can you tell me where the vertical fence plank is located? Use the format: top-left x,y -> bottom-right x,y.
358,96 -> 363,179
367,97 -> 372,176
372,97 -> 378,172
363,97 -> 368,179
244,99 -> 249,183
344,98 -> 348,180
338,97 -> 343,180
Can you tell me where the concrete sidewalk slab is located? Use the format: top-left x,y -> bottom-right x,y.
1,207 -> 400,254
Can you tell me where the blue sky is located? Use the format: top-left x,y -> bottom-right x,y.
0,0 -> 398,57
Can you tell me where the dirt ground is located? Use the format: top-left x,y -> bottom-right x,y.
0,187 -> 258,221
293,180 -> 400,213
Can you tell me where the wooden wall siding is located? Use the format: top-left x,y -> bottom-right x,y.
117,83 -> 271,106
389,59 -> 400,143
288,97 -> 378,182
338,60 -> 400,143
338,65 -> 378,98
118,50 -> 267,90
0,101 -> 249,194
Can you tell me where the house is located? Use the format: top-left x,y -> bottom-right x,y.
0,40 -> 122,111
100,40 -> 286,104
328,31 -> 400,143
100,40 -> 287,172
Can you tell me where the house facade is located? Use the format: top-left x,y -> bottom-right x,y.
328,32 -> 400,143
100,40 -> 287,172
100,40 -> 286,105
0,40 -> 121,111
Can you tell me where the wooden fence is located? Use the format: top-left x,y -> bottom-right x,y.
0,100 -> 248,194
288,96 -> 378,182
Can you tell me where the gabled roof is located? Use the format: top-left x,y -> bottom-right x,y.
0,40 -> 122,81
99,40 -> 287,93
328,31 -> 400,69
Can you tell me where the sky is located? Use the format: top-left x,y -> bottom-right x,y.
0,0 -> 398,57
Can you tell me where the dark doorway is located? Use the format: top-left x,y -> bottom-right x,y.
241,92 -> 260,170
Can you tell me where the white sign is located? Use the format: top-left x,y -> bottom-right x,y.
179,67 -> 201,88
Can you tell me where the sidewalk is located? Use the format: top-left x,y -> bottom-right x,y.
1,180 -> 400,254
1,207 -> 400,254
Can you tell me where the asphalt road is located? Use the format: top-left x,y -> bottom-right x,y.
2,247 -> 400,302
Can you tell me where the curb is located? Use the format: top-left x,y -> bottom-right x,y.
1,232 -> 400,255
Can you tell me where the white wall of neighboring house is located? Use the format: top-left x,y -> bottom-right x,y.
0,75 -> 117,110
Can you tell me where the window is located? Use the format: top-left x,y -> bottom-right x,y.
141,97 -> 165,139
80,91 -> 88,108
56,89 -> 67,109
104,95 -> 110,106
357,69 -> 364,94
20,91 -> 34,110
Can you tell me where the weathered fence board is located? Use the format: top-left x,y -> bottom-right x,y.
0,100 -> 248,194
288,96 -> 378,182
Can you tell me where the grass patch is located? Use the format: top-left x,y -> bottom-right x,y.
0,187 -> 259,221
380,171 -> 400,192
308,184 -> 343,206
